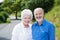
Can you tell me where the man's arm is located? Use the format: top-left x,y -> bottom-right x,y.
48,24 -> 55,40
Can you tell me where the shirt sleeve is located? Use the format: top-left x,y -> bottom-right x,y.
48,24 -> 55,40
11,25 -> 19,40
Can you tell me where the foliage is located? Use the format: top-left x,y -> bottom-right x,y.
45,6 -> 60,27
0,0 -> 22,20
1,0 -> 21,13
21,0 -> 55,20
55,0 -> 60,6
0,11 -> 9,23
21,0 -> 54,12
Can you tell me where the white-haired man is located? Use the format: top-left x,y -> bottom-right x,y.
11,9 -> 33,40
32,8 -> 55,40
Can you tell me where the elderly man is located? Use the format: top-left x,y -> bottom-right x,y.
32,8 -> 55,40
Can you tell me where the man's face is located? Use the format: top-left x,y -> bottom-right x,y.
34,9 -> 44,22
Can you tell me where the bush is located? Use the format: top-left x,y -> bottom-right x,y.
0,14 -> 4,23
0,12 -> 9,23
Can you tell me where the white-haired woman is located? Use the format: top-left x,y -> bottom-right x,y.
11,9 -> 33,40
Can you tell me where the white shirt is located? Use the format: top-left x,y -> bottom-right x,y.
11,22 -> 32,40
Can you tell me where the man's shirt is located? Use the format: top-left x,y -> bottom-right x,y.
32,19 -> 55,40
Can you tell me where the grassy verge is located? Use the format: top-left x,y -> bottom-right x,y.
56,27 -> 60,40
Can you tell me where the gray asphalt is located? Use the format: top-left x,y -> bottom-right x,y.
0,20 -> 21,40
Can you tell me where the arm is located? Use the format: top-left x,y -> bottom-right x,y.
11,31 -> 18,40
48,24 -> 55,40
11,26 -> 19,40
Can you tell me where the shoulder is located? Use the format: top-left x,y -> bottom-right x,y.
43,19 -> 55,32
44,19 -> 55,29
12,23 -> 22,34
43,19 -> 54,25
13,23 -> 21,30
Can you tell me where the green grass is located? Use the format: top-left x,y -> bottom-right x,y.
56,27 -> 60,40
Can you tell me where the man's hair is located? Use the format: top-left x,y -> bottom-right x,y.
34,8 -> 44,14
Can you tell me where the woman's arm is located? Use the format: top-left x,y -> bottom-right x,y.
11,25 -> 19,40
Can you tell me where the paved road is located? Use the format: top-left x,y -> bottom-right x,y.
0,20 -> 21,40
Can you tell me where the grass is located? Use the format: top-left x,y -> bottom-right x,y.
56,27 -> 60,40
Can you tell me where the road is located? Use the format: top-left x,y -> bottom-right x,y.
0,20 -> 21,40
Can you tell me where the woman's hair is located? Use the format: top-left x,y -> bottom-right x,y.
21,9 -> 33,20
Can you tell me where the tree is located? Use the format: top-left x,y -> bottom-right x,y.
0,0 -> 55,20
1,0 -> 22,19
21,0 -> 54,20
21,0 -> 54,12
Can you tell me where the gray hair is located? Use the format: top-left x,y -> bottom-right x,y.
21,9 -> 33,20
34,8 -> 44,14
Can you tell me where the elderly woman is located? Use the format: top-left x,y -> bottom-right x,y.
11,9 -> 33,40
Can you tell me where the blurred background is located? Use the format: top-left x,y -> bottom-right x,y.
0,0 -> 60,40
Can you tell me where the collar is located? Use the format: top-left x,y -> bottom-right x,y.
35,19 -> 46,26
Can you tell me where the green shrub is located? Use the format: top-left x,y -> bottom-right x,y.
0,12 -> 9,23
0,14 -> 4,23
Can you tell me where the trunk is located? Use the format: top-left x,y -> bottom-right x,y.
15,11 -> 17,19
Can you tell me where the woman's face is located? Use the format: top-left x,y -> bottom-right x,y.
22,15 -> 31,26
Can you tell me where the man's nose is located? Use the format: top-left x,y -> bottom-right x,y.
37,14 -> 40,16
